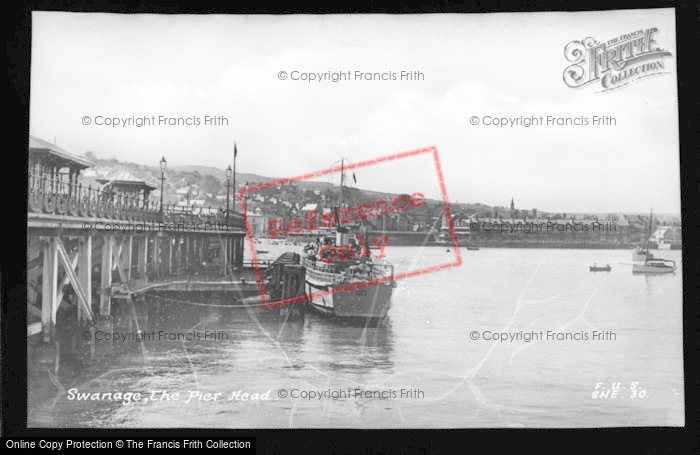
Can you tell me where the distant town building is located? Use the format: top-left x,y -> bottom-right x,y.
301,203 -> 320,214
245,211 -> 270,236
652,226 -> 682,248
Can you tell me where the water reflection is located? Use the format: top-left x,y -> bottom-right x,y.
304,313 -> 395,374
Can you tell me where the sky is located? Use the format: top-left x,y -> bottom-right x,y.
29,9 -> 681,214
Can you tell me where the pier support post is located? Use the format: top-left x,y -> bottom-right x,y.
122,235 -> 132,281
41,238 -> 58,341
137,236 -> 148,278
157,235 -> 166,277
222,237 -> 228,275
156,236 -> 164,277
36,238 -> 60,374
185,236 -> 190,272
177,237 -> 182,274
100,236 -> 112,316
94,236 -> 114,359
78,236 -> 92,323
167,236 -> 173,275
65,239 -> 94,365
235,237 -> 240,267
228,237 -> 236,271
150,237 -> 156,276
232,237 -> 237,268
235,237 -> 244,268
152,237 -> 158,277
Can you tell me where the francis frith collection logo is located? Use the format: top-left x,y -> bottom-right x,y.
563,27 -> 673,92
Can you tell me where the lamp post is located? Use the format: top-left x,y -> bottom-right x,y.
232,142 -> 238,214
186,181 -> 191,207
159,156 -> 167,214
225,165 -> 233,224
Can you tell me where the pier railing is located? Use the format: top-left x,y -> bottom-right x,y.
27,171 -> 246,229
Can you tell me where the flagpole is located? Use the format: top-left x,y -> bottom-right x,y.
233,142 -> 237,214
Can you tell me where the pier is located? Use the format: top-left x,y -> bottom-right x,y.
27,136 -> 249,373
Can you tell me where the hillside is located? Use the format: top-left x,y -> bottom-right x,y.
170,165 -> 276,186
75,151 -> 680,224
78,151 -> 450,210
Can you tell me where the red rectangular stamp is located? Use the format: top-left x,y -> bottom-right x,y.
238,146 -> 461,318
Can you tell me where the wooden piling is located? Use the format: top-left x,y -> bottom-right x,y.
167,236 -> 173,275
78,236 -> 92,323
276,264 -> 306,321
41,238 -> 58,342
137,236 -> 148,278
122,235 -> 133,280
177,236 -> 182,274
100,236 -> 112,316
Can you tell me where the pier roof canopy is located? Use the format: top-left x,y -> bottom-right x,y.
29,135 -> 94,169
96,170 -> 158,191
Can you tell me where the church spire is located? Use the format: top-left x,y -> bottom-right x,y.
510,197 -> 515,211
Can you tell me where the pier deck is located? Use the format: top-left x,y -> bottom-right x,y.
115,271 -> 263,294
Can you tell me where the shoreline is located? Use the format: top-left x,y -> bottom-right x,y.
424,243 -> 682,250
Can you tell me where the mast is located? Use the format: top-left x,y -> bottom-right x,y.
646,208 -> 652,261
339,158 -> 344,206
336,158 -> 348,245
